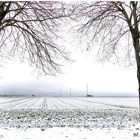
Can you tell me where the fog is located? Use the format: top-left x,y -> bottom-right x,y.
0,15 -> 138,97
0,60 -> 138,97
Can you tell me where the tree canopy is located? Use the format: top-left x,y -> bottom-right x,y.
72,2 -> 139,65
0,1 -> 71,75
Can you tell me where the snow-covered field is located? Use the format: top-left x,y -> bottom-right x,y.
0,96 -> 139,140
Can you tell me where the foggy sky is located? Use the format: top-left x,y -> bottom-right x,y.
0,59 -> 138,97
0,10 -> 138,97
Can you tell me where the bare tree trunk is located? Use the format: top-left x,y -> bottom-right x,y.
130,1 -> 140,111
138,66 -> 140,111
133,36 -> 140,110
136,51 -> 140,110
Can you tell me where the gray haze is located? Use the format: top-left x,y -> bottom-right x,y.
0,52 -> 138,97
0,11 -> 138,97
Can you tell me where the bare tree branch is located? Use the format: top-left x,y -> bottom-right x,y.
72,1 -> 140,109
0,1 -> 72,75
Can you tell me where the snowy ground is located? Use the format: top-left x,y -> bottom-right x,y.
0,125 -> 140,140
0,97 -> 139,140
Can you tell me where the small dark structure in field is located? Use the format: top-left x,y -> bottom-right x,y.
86,95 -> 93,97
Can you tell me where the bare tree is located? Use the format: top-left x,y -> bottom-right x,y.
73,1 -> 140,109
0,1 -> 71,75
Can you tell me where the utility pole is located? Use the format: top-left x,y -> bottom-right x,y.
87,84 -> 88,96
70,88 -> 71,97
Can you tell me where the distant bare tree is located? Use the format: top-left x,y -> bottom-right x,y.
0,1 -> 71,75
73,1 -> 140,109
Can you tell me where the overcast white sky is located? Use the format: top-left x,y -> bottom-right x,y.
0,0 -> 139,96
0,47 -> 138,96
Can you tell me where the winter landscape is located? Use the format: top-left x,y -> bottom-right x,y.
0,96 -> 139,140
1,1 -> 140,140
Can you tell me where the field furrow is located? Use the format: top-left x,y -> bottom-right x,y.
0,96 -> 139,129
